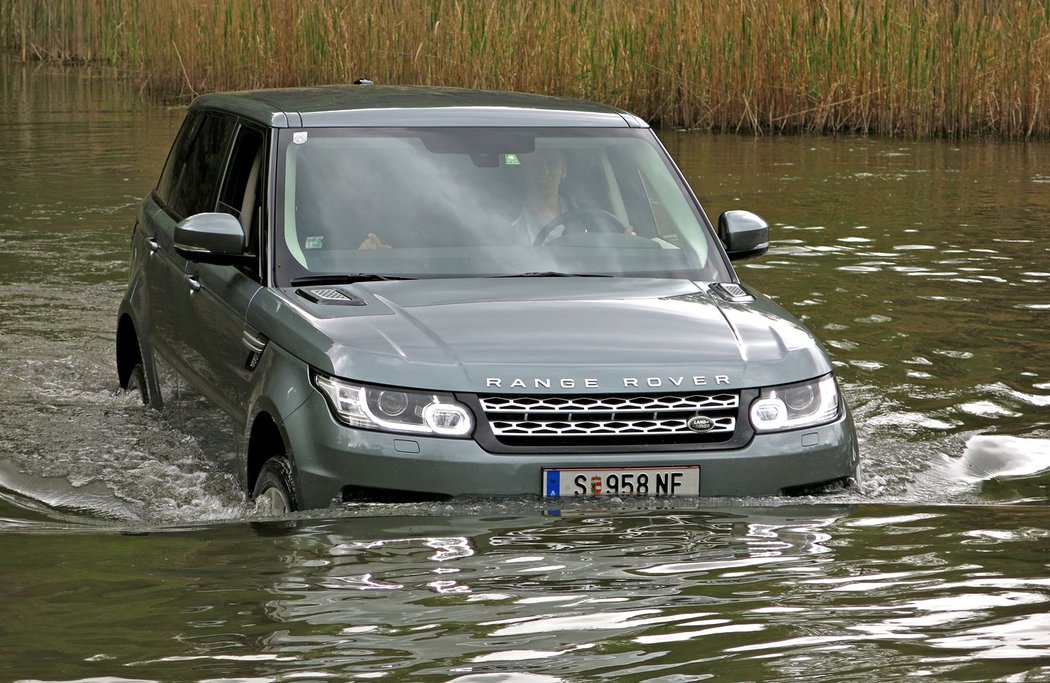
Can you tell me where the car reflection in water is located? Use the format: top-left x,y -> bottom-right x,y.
252,506 -> 850,672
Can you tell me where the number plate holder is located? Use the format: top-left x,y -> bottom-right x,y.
542,466 -> 700,497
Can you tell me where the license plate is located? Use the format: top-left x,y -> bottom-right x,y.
543,466 -> 700,497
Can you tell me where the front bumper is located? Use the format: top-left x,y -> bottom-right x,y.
285,392 -> 860,510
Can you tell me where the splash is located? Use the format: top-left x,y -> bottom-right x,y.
952,435 -> 1050,482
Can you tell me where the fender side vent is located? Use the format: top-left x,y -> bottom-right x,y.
242,328 -> 269,371
296,287 -> 366,306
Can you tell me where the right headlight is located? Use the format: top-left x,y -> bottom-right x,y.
313,372 -> 474,438
749,374 -> 840,433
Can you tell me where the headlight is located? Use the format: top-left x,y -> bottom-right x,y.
313,373 -> 474,437
749,374 -> 840,433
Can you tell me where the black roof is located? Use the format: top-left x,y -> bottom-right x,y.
190,84 -> 648,129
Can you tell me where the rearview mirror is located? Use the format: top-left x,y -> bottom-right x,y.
174,212 -> 249,265
717,210 -> 769,261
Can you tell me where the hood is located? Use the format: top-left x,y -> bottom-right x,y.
254,278 -> 832,393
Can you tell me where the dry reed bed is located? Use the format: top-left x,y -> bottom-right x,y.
3,0 -> 1048,138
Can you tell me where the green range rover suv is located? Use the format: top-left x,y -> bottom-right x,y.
115,84 -> 859,513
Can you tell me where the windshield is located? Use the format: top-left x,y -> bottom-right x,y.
273,127 -> 730,285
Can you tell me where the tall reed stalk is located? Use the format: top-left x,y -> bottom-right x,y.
3,0 -> 1048,138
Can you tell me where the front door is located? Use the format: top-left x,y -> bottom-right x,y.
178,125 -> 267,472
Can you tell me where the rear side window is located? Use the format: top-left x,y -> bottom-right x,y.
155,112 -> 234,219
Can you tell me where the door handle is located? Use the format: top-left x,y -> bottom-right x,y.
186,274 -> 201,293
146,236 -> 160,253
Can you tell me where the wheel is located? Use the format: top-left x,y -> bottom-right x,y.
125,362 -> 149,405
532,207 -> 628,245
252,456 -> 299,515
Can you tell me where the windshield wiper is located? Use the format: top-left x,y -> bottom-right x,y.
290,274 -> 416,286
490,271 -> 614,278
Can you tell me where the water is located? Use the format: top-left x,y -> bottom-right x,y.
1,61 -> 1050,681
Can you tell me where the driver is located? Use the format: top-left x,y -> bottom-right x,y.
358,148 -> 570,250
357,146 -> 633,249
514,148 -> 636,245
512,148 -> 571,245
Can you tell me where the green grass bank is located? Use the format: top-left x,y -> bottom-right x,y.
3,0 -> 1048,138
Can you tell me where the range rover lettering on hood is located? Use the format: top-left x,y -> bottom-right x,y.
485,375 -> 733,390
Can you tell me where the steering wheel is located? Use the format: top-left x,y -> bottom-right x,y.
532,208 -> 629,246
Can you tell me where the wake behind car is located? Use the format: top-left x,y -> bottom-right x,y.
116,84 -> 859,513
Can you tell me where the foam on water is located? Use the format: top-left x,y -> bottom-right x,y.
904,434 -> 1050,504
952,435 -> 1050,482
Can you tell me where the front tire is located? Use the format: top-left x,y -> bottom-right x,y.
125,362 -> 149,405
252,457 -> 299,515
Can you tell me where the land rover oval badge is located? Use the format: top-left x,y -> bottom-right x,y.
687,415 -> 716,433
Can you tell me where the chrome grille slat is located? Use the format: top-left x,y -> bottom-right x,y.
490,416 -> 735,437
481,393 -> 738,413
479,393 -> 739,439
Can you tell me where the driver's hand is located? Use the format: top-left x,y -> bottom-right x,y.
358,233 -> 390,250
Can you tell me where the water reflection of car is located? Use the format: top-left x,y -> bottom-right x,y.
258,506 -> 849,632
114,84 -> 860,513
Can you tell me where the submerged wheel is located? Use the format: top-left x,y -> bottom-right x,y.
252,456 -> 299,515
125,362 -> 149,405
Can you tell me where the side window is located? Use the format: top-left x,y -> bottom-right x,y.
217,126 -> 266,281
562,151 -> 614,212
155,114 -> 198,206
636,171 -> 677,241
608,147 -> 659,238
159,113 -> 235,220
217,126 -> 265,240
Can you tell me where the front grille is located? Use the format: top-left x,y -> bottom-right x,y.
475,391 -> 743,450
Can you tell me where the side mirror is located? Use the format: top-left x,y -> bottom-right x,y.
717,210 -> 769,261
174,212 -> 248,265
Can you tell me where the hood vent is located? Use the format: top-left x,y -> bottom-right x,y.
713,282 -> 754,302
296,287 -> 366,306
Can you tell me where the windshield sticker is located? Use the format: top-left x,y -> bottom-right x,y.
304,235 -> 324,249
293,131 -> 309,145
503,153 -> 520,166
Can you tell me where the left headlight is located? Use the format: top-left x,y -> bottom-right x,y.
313,372 -> 474,438
749,374 -> 841,433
